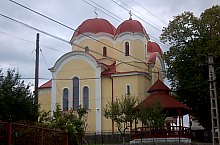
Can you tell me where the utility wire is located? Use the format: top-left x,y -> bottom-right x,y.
110,0 -> 160,32
110,0 -> 170,48
0,13 -> 164,73
8,0 -> 153,66
0,30 -> 65,53
82,0 -> 122,22
3,0 -> 165,71
0,17 -> 148,73
117,0 -> 162,28
130,0 -> 167,25
81,0 -> 169,48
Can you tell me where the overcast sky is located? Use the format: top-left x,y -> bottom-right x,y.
0,0 -> 219,87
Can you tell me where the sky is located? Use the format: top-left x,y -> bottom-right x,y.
0,0 -> 219,87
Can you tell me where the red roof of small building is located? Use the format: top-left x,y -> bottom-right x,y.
135,79 -> 191,116
147,41 -> 162,55
116,19 -> 147,36
73,18 -> 116,37
39,80 -> 52,89
147,79 -> 170,93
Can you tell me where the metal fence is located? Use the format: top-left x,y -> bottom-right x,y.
83,131 -> 131,144
0,121 -> 70,145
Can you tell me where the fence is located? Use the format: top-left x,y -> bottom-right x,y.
0,121 -> 70,145
84,131 -> 131,144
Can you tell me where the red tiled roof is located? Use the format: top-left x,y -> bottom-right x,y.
39,80 -> 52,89
135,93 -> 191,115
73,18 -> 116,37
147,79 -> 170,93
101,62 -> 117,76
135,79 -> 191,116
147,41 -> 162,55
116,19 -> 147,36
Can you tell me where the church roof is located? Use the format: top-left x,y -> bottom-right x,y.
116,19 -> 147,36
39,80 -> 52,89
73,18 -> 116,37
101,61 -> 117,76
147,41 -> 162,55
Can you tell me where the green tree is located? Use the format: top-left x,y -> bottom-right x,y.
160,5 -> 220,129
39,104 -> 88,145
0,69 -> 38,122
138,102 -> 166,128
103,96 -> 137,144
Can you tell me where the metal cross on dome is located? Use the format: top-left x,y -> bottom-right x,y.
129,10 -> 132,20
94,9 -> 98,18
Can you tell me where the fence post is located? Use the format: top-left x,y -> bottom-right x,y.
7,122 -> 12,145
40,128 -> 44,145
101,133 -> 103,145
95,132 -> 96,145
64,133 -> 68,145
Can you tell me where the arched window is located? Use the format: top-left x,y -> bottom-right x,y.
126,84 -> 131,96
73,77 -> 79,110
83,86 -> 89,109
63,88 -> 68,111
145,44 -> 147,58
85,46 -> 89,53
125,42 -> 130,56
103,47 -> 107,57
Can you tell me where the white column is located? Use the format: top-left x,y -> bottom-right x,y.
51,74 -> 57,115
95,67 -> 101,133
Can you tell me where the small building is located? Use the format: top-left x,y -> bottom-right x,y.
131,79 -> 192,143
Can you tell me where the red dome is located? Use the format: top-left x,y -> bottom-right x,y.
147,41 -> 162,55
116,19 -> 147,36
73,18 -> 116,37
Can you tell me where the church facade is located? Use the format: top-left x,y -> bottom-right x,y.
38,17 -> 165,132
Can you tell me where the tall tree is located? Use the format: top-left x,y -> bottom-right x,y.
0,69 -> 39,122
160,5 -> 220,130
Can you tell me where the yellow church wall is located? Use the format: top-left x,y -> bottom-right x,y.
112,75 -> 146,102
55,58 -> 97,132
115,39 -> 145,64
72,38 -> 115,59
101,77 -> 116,132
100,75 -> 150,132
38,88 -> 51,112
116,62 -> 148,72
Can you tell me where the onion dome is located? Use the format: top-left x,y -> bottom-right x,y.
147,41 -> 162,55
115,19 -> 147,36
73,18 -> 116,37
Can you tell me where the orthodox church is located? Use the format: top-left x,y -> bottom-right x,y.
38,17 -> 165,133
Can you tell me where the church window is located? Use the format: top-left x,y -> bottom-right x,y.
63,88 -> 68,111
103,47 -> 107,57
73,77 -> 79,110
145,44 -> 147,58
126,84 -> 131,96
83,86 -> 89,109
125,42 -> 130,56
85,46 -> 89,53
